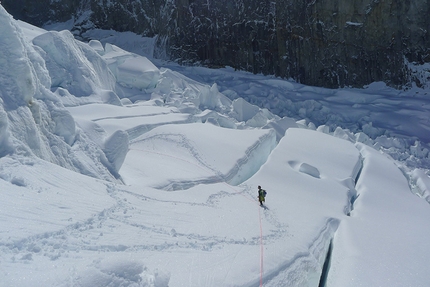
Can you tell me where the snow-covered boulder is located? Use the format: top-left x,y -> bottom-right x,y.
0,7 -> 36,109
116,56 -> 160,90
88,39 -> 105,55
411,168 -> 430,203
33,30 -> 119,103
199,83 -> 231,112
50,107 -> 76,145
232,97 -> 260,122
263,116 -> 298,142
0,104 -> 13,157
103,130 -> 129,174
103,43 -> 160,90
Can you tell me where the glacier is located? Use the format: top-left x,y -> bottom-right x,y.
1,5 -> 430,287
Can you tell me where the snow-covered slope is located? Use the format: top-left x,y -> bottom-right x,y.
328,144 -> 430,286
1,5 -> 430,287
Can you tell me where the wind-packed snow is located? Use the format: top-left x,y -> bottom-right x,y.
1,4 -> 430,286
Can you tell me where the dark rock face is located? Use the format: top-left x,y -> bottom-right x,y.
2,0 -> 83,26
3,0 -> 429,88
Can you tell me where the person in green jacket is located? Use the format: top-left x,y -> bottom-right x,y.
258,185 -> 267,206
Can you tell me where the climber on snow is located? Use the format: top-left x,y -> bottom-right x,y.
258,185 -> 267,206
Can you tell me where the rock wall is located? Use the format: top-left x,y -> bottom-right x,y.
3,0 -> 429,88
2,0 -> 83,26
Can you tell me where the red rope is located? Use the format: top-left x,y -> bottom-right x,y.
258,205 -> 264,286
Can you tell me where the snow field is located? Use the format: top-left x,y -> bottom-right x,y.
1,4 -> 430,286
328,143 -> 430,287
